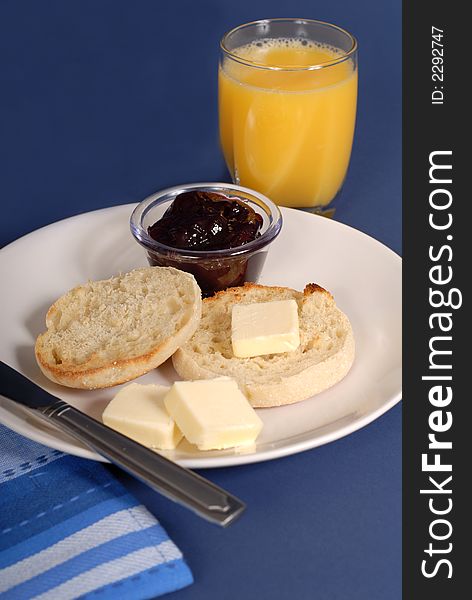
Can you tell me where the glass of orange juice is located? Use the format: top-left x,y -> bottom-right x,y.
219,18 -> 358,211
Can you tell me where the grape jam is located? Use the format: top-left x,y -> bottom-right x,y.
147,191 -> 263,250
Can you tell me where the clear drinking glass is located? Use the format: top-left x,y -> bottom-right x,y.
219,18 -> 358,211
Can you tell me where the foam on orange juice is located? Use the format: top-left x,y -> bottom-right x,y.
219,38 -> 357,208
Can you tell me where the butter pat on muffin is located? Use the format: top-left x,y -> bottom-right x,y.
231,299 -> 300,358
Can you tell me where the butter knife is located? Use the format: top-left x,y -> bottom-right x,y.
0,361 -> 245,527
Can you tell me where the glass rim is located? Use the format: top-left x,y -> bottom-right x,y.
130,182 -> 283,259
220,18 -> 358,71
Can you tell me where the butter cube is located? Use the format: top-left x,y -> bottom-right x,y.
102,383 -> 182,450
164,378 -> 263,451
231,299 -> 300,358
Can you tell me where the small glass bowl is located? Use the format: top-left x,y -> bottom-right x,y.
130,182 -> 283,297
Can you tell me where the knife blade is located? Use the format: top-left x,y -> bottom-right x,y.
0,361 -> 245,526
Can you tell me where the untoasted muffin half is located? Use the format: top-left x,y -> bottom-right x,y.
172,282 -> 355,407
35,267 -> 202,389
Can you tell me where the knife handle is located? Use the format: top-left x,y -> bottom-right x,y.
38,401 -> 245,526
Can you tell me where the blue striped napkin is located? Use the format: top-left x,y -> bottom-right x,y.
0,424 -> 193,599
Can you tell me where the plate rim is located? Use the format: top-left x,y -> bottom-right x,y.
0,201 -> 402,264
1,391 -> 401,468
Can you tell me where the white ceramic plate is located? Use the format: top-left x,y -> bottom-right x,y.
0,204 -> 401,468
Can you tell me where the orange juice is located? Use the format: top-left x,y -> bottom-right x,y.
219,39 -> 358,208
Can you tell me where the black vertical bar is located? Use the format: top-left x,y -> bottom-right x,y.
404,1 -> 466,597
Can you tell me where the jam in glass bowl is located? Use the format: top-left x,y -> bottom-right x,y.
130,183 -> 283,297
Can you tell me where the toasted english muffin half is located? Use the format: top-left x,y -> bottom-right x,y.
172,282 -> 354,407
35,267 -> 202,389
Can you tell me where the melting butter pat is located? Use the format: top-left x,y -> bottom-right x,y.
164,378 -> 263,451
231,299 -> 300,358
102,383 -> 183,450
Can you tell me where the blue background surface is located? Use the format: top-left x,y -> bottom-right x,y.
0,1 -> 401,598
